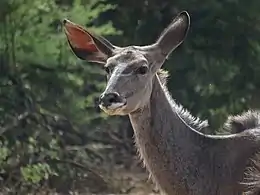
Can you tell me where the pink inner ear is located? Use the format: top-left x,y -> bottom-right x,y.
64,21 -> 99,53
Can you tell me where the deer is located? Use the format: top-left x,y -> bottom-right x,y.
63,11 -> 260,195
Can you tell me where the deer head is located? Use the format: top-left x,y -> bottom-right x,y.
63,11 -> 190,116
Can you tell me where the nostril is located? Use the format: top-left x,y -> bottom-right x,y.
108,96 -> 116,103
99,92 -> 121,107
107,93 -> 120,103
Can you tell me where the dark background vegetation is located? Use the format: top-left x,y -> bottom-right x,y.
1,0 -> 260,194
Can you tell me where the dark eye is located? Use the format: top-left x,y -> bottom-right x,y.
104,66 -> 110,74
136,65 -> 148,75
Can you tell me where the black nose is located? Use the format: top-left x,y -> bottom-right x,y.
99,92 -> 121,107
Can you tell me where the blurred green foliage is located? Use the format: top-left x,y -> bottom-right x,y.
0,0 -> 119,193
1,0 -> 260,193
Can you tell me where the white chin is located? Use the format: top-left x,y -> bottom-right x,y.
99,103 -> 126,115
108,102 -> 126,110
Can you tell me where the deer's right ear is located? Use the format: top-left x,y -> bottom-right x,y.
63,19 -> 114,64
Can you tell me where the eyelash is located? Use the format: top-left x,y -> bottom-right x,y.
135,65 -> 148,75
104,65 -> 148,75
104,67 -> 110,74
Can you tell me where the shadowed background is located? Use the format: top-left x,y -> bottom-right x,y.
0,0 -> 260,194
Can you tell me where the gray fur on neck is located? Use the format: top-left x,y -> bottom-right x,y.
129,75 -> 260,195
157,69 -> 208,131
129,75 -> 211,194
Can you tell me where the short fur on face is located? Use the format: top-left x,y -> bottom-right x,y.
63,11 -> 190,115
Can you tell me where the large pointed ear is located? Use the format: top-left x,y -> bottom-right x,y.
156,11 -> 190,58
63,19 -> 115,64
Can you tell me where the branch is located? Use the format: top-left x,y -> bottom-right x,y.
0,111 -> 31,135
45,158 -> 109,187
31,63 -> 84,73
65,145 -> 104,161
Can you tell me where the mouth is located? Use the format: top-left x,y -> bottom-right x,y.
99,101 -> 127,115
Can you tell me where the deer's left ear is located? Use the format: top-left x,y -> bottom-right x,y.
155,11 -> 190,58
63,19 -> 115,64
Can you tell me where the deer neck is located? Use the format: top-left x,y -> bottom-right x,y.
129,75 -> 203,194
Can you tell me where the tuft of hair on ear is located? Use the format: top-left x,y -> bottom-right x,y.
157,69 -> 169,86
223,110 -> 260,134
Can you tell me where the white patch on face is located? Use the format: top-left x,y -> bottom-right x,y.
104,65 -> 124,92
99,102 -> 126,111
99,102 -> 127,116
108,102 -> 126,110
